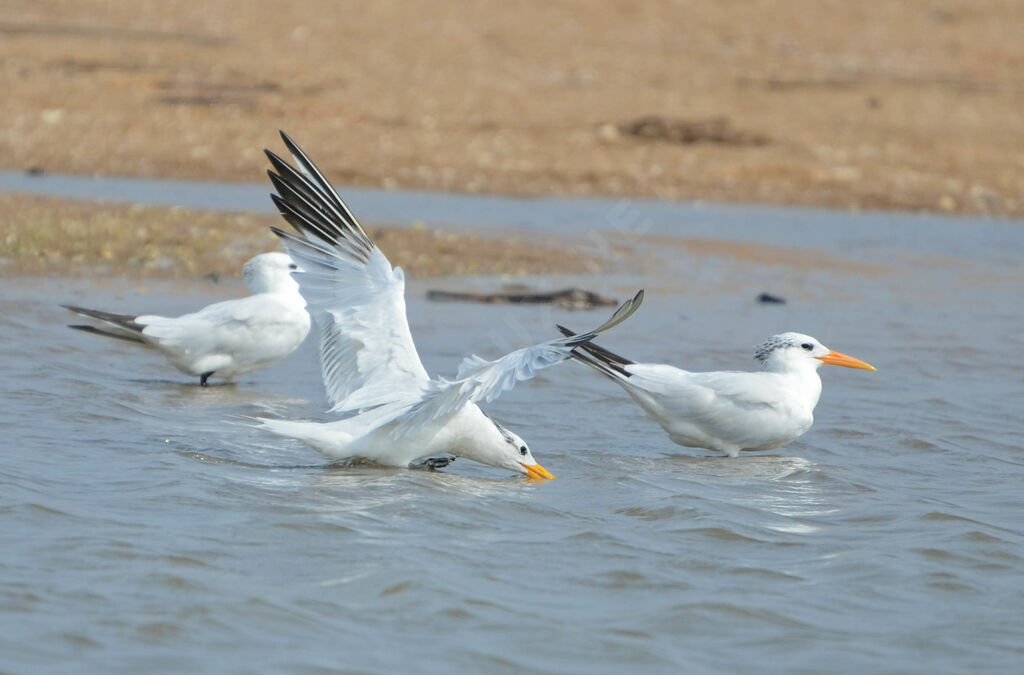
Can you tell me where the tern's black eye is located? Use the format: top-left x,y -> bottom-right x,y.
288,263 -> 298,270
801,343 -> 813,351
519,445 -> 528,456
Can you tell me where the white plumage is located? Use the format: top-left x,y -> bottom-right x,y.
63,252 -> 310,385
258,131 -> 643,478
557,326 -> 876,457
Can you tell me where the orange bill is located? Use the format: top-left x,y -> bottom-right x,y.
521,462 -> 556,480
817,349 -> 876,371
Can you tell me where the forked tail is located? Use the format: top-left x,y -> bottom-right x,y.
556,324 -> 634,379
62,305 -> 147,344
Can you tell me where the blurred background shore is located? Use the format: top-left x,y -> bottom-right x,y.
2,1 -> 1022,276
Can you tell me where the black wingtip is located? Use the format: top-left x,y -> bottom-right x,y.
265,150 -> 293,178
268,193 -> 289,215
266,171 -> 291,200
279,129 -> 301,157
265,129 -> 376,264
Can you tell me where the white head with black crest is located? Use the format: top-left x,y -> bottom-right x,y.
467,413 -> 554,480
754,332 -> 876,373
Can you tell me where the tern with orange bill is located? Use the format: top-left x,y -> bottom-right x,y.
256,131 -> 643,478
556,327 -> 876,457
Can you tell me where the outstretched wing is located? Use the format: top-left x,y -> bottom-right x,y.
345,290 -> 644,437
266,131 -> 429,409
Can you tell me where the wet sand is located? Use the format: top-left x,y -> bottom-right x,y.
2,1 -> 1022,217
0,194 -> 602,278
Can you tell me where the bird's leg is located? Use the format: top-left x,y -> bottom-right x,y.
412,456 -> 456,470
200,371 -> 215,387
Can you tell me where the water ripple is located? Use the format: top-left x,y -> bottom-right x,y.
3,265 -> 1024,672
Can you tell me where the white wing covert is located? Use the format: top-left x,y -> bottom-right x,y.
266,132 -> 429,409
628,366 -> 788,427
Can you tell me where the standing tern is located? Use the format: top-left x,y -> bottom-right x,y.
557,326 -> 876,457
63,252 -> 311,385
257,131 -> 643,478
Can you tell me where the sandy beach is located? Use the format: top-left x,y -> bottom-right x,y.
1,1 -> 1022,276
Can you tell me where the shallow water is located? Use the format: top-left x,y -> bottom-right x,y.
2,191 -> 1024,672
3,168 -> 1019,259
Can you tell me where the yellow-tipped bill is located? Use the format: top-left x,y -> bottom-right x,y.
818,349 -> 876,371
521,462 -> 556,480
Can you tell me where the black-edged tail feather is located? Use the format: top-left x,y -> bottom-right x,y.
556,324 -> 633,378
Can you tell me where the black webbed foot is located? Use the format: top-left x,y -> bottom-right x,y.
200,371 -> 215,386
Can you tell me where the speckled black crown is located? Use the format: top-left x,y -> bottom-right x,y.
754,334 -> 797,363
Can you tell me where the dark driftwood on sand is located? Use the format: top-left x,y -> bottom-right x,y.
426,287 -> 617,310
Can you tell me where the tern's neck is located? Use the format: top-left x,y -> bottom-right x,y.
770,363 -> 823,409
451,405 -> 515,469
